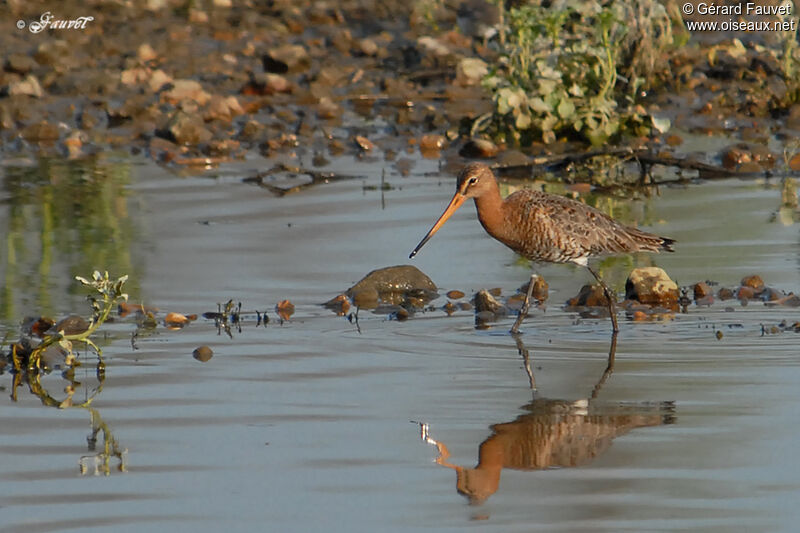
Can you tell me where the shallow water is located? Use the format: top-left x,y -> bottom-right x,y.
1,155 -> 800,532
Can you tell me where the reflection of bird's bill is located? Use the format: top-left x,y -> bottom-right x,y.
409,192 -> 467,258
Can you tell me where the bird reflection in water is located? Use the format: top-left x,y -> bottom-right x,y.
417,334 -> 675,505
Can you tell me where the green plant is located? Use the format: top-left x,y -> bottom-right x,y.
479,1 -> 675,146
15,271 -> 128,373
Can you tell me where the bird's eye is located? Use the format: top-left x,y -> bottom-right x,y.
467,177 -> 478,186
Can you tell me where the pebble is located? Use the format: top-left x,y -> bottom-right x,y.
625,267 -> 678,306
8,75 -> 43,98
193,346 -> 213,362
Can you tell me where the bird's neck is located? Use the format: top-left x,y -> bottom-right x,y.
473,183 -> 508,241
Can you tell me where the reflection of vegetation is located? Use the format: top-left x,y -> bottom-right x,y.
0,156 -> 141,323
9,355 -> 127,475
81,408 -> 127,476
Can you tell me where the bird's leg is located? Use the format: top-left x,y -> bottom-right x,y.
590,331 -> 618,399
513,334 -> 537,393
510,272 -> 538,334
587,266 -> 619,333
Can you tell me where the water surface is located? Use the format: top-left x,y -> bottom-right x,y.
1,156 -> 799,532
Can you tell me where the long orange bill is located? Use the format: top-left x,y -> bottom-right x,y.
409,192 -> 467,258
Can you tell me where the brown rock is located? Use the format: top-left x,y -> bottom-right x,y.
420,134 -> 446,153
740,274 -> 764,291
625,267 -> 678,305
518,275 -> 549,302
718,287 -> 734,300
473,289 -> 505,314
163,79 -> 211,106
55,315 -> 89,335
446,290 -> 465,299
323,294 -> 351,316
737,286 -> 755,300
8,75 -> 43,98
204,95 -> 244,122
693,281 -> 713,300
276,299 -> 295,321
345,265 -> 437,309
137,43 -> 158,63
193,346 -> 213,362
159,111 -> 213,145
22,120 -> 60,142
5,53 -> 38,75
263,44 -> 310,73
567,284 -> 609,307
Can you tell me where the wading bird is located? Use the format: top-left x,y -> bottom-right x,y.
409,162 -> 675,334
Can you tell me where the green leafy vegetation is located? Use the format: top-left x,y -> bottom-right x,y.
13,270 -> 128,375
477,1 -> 677,146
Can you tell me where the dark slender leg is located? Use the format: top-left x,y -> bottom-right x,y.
510,273 -> 538,334
590,331 -> 618,399
513,334 -> 537,392
587,266 -> 619,333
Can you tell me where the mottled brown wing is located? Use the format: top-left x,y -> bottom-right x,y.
501,190 -> 669,263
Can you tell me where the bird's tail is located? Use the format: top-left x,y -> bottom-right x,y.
660,237 -> 676,252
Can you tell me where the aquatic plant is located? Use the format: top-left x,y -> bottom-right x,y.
13,270 -> 128,373
477,0 -> 676,146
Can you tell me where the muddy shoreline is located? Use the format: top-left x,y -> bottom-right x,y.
3,0 -> 800,182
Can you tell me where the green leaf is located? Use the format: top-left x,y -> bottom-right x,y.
557,98 -> 575,119
529,96 -> 550,113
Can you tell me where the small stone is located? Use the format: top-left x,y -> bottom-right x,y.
473,289 -> 504,314
693,281 -> 713,300
263,44 -> 310,73
665,134 -> 683,146
163,79 -> 211,106
5,53 -> 38,75
204,95 -> 244,122
394,308 -> 410,321
323,294 -> 351,316
740,274 -> 764,291
737,286 -> 755,300
459,138 -> 498,158
55,315 -> 89,335
518,276 -> 549,302
8,75 -> 43,98
625,267 -> 678,306
788,154 -> 800,171
21,120 -> 60,142
159,111 -> 213,145
358,38 -> 379,57
148,69 -> 173,92
316,96 -> 340,120
165,312 -> 190,327
137,43 -> 158,63
567,284 -> 609,307
446,290 -> 465,299
420,134 -> 446,153
718,287 -> 734,300
276,299 -> 295,321
354,135 -> 376,151
193,346 -> 213,362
